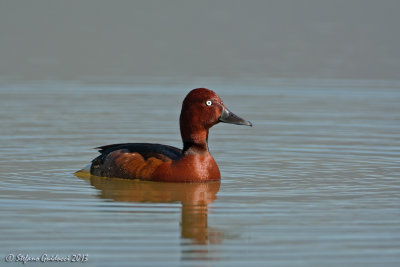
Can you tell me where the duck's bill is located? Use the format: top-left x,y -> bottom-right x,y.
219,107 -> 252,127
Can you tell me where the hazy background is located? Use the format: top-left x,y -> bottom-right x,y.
1,0 -> 399,83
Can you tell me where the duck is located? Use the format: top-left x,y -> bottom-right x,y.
85,88 -> 252,182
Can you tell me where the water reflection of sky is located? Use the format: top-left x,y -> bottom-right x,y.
1,80 -> 399,266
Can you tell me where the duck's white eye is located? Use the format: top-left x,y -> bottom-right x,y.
206,100 -> 212,106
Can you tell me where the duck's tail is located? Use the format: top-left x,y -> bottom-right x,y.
74,163 -> 92,179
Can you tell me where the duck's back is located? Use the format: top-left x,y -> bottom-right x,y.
90,143 -> 182,179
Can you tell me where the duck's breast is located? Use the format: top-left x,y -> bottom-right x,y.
153,153 -> 221,182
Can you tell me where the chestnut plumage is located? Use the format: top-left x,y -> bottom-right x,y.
87,88 -> 252,182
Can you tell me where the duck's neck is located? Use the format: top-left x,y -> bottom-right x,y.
181,128 -> 209,154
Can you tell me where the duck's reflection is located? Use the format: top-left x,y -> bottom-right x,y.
76,171 -> 221,245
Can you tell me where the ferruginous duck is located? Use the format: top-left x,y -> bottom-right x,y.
85,88 -> 252,182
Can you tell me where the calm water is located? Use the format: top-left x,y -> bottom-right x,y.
1,80 -> 399,266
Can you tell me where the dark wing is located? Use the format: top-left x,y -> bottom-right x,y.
94,143 -> 182,163
90,143 -> 182,179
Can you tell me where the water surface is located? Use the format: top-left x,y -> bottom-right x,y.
1,80 -> 399,266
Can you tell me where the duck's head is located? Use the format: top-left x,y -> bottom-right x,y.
180,88 -> 252,144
